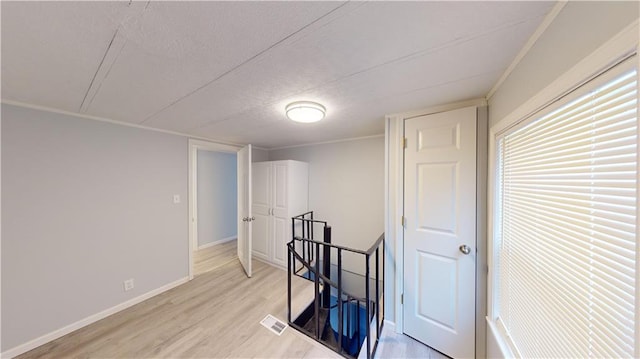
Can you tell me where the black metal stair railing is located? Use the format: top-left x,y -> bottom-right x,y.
287,211 -> 385,359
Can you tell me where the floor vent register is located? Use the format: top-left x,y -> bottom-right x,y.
260,314 -> 288,336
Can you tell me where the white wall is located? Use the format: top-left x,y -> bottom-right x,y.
1,108 -> 3,353
489,1 -> 639,127
1,104 -> 189,352
197,150 -> 237,247
486,2 -> 639,357
252,147 -> 269,162
269,137 -> 385,276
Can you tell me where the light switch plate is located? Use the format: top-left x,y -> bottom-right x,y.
124,279 -> 134,291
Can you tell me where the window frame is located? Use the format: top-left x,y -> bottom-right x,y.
486,21 -> 640,358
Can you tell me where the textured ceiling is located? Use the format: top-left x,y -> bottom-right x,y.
2,1 -> 555,148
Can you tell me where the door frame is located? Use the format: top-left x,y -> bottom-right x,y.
384,98 -> 488,357
188,139 -> 242,280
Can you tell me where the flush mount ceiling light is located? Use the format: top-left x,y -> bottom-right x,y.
285,101 -> 326,123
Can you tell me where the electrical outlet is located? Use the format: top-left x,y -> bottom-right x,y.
173,194 -> 181,204
123,278 -> 135,292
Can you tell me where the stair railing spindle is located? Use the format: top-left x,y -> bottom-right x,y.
376,247 -> 380,339
314,242 -> 321,340
337,248 -> 343,354
365,255 -> 371,359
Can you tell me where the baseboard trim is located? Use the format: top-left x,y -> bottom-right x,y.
252,256 -> 286,271
383,319 -> 396,332
1,276 -> 189,359
486,317 -> 514,358
198,236 -> 236,250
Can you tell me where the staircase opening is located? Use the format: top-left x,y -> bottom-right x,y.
287,211 -> 385,359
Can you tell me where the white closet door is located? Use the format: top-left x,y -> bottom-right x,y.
251,162 -> 270,261
403,107 -> 477,358
272,162 -> 289,267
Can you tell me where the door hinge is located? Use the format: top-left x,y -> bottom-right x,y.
401,293 -> 404,304
402,137 -> 407,149
401,216 -> 406,227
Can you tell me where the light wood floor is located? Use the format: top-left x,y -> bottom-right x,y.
375,328 -> 450,359
17,243 -> 436,359
17,257 -> 341,358
194,240 -> 238,276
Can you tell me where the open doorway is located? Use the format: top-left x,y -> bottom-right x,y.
193,149 -> 237,276
188,140 -> 252,279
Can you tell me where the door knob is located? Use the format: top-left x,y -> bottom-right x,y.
459,244 -> 471,255
242,217 -> 248,222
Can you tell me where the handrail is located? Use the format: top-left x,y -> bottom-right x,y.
288,242 -> 339,289
287,242 -> 373,303
293,232 -> 384,257
292,236 -> 372,255
364,232 -> 385,256
288,211 -> 385,359
292,212 -> 328,225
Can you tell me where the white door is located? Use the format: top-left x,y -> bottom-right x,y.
237,144 -> 252,277
271,162 -> 289,267
403,107 -> 476,358
251,162 -> 270,262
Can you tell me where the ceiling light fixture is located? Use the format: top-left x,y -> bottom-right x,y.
285,101 -> 326,123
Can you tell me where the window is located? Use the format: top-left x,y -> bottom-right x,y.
494,58 -> 637,358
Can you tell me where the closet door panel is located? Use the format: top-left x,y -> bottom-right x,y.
252,160 -> 308,268
273,163 -> 288,215
272,215 -> 288,267
251,163 -> 270,260
252,214 -> 269,260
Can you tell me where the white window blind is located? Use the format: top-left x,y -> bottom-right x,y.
496,59 -> 638,358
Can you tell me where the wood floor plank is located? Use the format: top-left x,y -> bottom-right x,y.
16,248 -> 340,359
194,240 -> 237,276
16,243 -> 430,358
